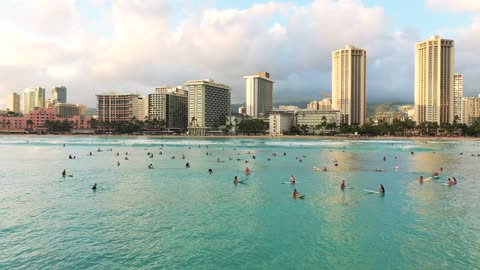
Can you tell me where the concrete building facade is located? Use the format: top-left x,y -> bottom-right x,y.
307,98 -> 332,111
295,110 -> 340,132
269,111 -> 294,135
461,97 -> 480,126
96,93 -> 140,122
415,35 -> 455,125
453,73 -> 463,122
8,92 -> 21,113
186,79 -> 231,135
148,87 -> 188,130
332,45 -> 366,126
23,87 -> 45,114
244,72 -> 274,117
53,103 -> 86,118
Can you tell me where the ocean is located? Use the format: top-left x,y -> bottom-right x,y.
1,136 -> 479,269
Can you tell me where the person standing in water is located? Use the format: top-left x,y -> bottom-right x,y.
92,183 -> 97,190
341,180 -> 346,190
379,184 -> 385,193
62,170 -> 66,177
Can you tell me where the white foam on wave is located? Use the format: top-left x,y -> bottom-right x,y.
264,140 -> 349,147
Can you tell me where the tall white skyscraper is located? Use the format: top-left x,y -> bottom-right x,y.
414,35 -> 455,125
51,86 -> 67,103
244,72 -> 274,117
185,79 -> 231,135
453,73 -> 463,122
331,45 -> 366,126
7,92 -> 21,113
23,87 -> 45,114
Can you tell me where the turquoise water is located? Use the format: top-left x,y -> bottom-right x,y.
1,136 -> 480,269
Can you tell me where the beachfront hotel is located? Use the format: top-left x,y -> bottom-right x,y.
186,79 -> 231,136
52,103 -> 86,118
51,86 -> 67,103
414,35 -> 455,125
461,96 -> 480,126
23,87 -> 45,114
96,93 -> 141,122
331,45 -> 366,126
7,92 -> 20,113
244,72 -> 274,117
148,86 -> 188,130
453,73 -> 463,122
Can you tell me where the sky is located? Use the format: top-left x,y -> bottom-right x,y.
1,0 -> 480,109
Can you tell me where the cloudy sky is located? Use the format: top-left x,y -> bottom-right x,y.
1,0 -> 480,108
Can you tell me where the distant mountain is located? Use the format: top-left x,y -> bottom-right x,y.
367,103 -> 413,117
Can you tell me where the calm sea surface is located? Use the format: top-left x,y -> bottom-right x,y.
1,136 -> 480,269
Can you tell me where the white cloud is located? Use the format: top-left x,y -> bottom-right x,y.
427,0 -> 480,12
3,0 -> 475,109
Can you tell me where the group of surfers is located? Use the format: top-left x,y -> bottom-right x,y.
418,168 -> 457,186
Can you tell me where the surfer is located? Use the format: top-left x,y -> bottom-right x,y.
208,168 -> 213,174
383,156 -> 387,161
62,169 -> 66,177
117,161 -> 120,166
244,167 -> 251,175
92,183 -> 97,190
447,178 -> 454,186
453,177 -> 457,185
440,167 -> 444,172
290,175 -> 296,184
379,184 -> 385,194
124,156 -> 128,160
186,162 -> 190,168
148,164 -> 153,169
323,167 -> 327,172
419,176 -> 424,183
233,176 -> 238,185
292,189 -> 300,198
341,180 -> 346,190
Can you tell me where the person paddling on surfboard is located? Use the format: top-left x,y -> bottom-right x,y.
292,189 -> 299,198
419,176 -> 424,183
379,184 -> 385,194
290,175 -> 296,184
341,180 -> 346,190
233,176 -> 238,185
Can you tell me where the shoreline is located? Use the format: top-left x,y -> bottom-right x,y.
2,133 -> 479,141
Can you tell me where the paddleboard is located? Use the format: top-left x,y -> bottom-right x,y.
364,189 -> 380,194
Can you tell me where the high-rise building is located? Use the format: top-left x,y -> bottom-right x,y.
332,45 -> 366,126
96,93 -> 140,122
7,92 -> 21,113
244,72 -> 274,117
461,96 -> 480,126
415,35 -> 455,125
307,98 -> 332,111
51,86 -> 67,103
453,73 -> 463,122
23,87 -> 45,114
185,79 -> 231,135
148,87 -> 188,130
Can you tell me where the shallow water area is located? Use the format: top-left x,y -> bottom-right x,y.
1,136 -> 480,269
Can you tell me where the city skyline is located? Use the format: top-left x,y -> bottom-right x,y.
1,0 -> 480,109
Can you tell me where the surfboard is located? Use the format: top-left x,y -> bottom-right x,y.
433,175 -> 440,179
364,189 -> 380,194
68,175 -> 74,177
341,186 -> 354,189
282,181 -> 300,184
297,195 -> 305,199
422,177 -> 432,182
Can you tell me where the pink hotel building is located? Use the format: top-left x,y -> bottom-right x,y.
0,107 -> 92,133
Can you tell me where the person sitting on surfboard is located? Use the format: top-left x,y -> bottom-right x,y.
233,176 -> 238,185
379,184 -> 385,193
292,189 -> 299,198
341,180 -> 346,190
419,176 -> 424,183
62,169 -> 66,177
244,167 -> 251,175
452,177 -> 457,185
290,175 -> 296,184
